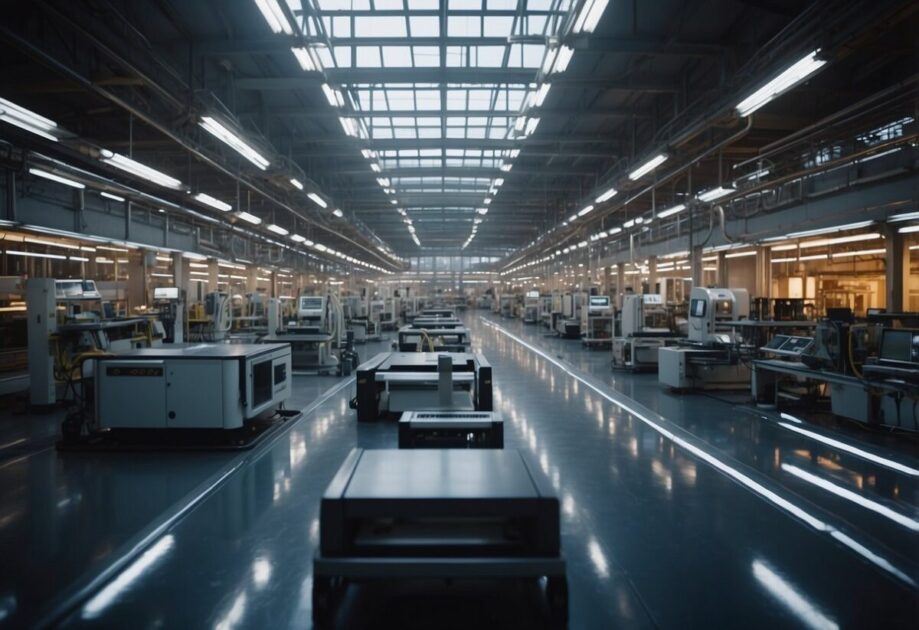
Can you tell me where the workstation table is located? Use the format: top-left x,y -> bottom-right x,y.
752,358 -> 919,428
313,448 -> 566,626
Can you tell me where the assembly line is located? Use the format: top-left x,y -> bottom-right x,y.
0,1 -> 917,629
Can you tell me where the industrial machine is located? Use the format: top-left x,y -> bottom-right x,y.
555,293 -> 582,338
397,319 -> 471,352
612,294 -> 679,370
312,448 -> 567,626
581,294 -> 613,346
188,291 -> 233,341
752,311 -> 919,430
398,410 -> 503,448
260,293 -> 344,374
523,291 -> 539,324
499,295 -> 514,318
658,287 -> 751,390
353,352 -> 492,422
26,278 -> 149,406
151,287 -> 182,343
88,343 -> 291,433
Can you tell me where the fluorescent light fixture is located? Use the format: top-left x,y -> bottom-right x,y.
236,211 -> 262,225
476,208 -> 488,215
657,203 -> 686,219
194,193 -> 232,212
290,234 -> 305,242
339,116 -> 359,137
377,177 -> 391,187
500,163 -> 513,172
254,0 -> 293,35
525,117 -> 540,136
99,192 -> 125,202
28,168 -> 85,189
307,192 -> 328,208
321,84 -> 345,108
314,243 -> 327,252
370,163 -> 381,173
534,83 -> 552,107
4,249 -> 67,260
607,227 -> 623,236
577,204 -> 594,217
697,186 -> 736,202
361,149 -> 374,159
483,198 -> 492,205
577,241 -> 588,248
0,97 -> 59,142
771,257 -> 797,263
735,167 -> 771,184
332,209 -> 344,218
291,47 -> 318,71
568,214 -> 578,223
595,187 -> 617,203
799,233 -> 881,249
199,117 -> 269,170
267,223 -> 288,235
623,218 -> 637,229
898,225 -> 919,234
831,248 -> 886,258
572,0 -> 610,34
290,178 -> 304,190
182,252 -> 208,260
724,250 -> 756,259
798,253 -> 828,261
99,150 -> 183,189
553,46 -> 574,73
786,221 -> 874,239
628,153 -> 668,180
736,50 -> 826,117
888,211 -> 919,223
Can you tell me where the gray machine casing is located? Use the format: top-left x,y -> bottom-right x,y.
95,343 -> 291,429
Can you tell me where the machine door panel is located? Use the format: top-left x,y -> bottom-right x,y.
166,360 -> 223,428
98,360 -> 167,429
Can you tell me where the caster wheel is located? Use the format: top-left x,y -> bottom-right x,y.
546,576 -> 568,628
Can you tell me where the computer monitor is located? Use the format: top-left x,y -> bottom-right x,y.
690,298 -> 706,318
879,329 -> 919,364
589,296 -> 609,308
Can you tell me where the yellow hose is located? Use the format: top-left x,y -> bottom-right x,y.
847,328 -> 863,379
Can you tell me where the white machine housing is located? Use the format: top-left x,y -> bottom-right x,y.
95,343 -> 291,429
621,294 -> 668,337
687,287 -> 750,344
298,295 -> 327,327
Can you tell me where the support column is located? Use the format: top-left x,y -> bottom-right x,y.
717,251 -> 728,287
755,246 -> 771,298
616,262 -> 625,308
208,260 -> 219,295
647,255 -> 658,294
884,225 -> 906,312
690,246 -> 703,288
172,253 -> 185,343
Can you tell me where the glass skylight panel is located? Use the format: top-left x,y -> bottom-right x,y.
449,16 -> 482,37
446,90 -> 467,109
415,90 -> 442,110
332,16 -> 351,36
487,0 -> 518,8
468,89 -> 496,108
334,47 -> 352,67
408,0 -> 439,8
482,16 -> 515,37
413,47 -> 440,67
418,127 -> 442,139
450,0 -> 482,9
409,16 -> 439,37
419,149 -> 442,157
382,46 -> 413,67
523,15 -> 548,35
373,127 -> 393,139
355,16 -> 406,37
474,46 -> 507,67
374,0 -> 404,9
511,44 -> 546,68
417,117 -> 440,126
356,46 -> 382,67
392,117 -> 414,127
394,128 -> 416,139
316,0 -> 369,9
316,47 -> 334,69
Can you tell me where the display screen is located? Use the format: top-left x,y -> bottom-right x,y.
299,297 -> 323,311
690,298 -> 706,317
590,296 -> 610,307
781,337 -> 812,353
154,287 -> 179,299
880,329 -> 919,363
526,290 -> 540,298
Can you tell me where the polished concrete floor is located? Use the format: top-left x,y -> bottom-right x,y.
0,314 -> 916,628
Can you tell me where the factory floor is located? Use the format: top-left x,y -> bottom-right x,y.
0,314 -> 916,628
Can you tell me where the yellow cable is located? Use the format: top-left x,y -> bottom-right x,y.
848,328 -> 863,379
